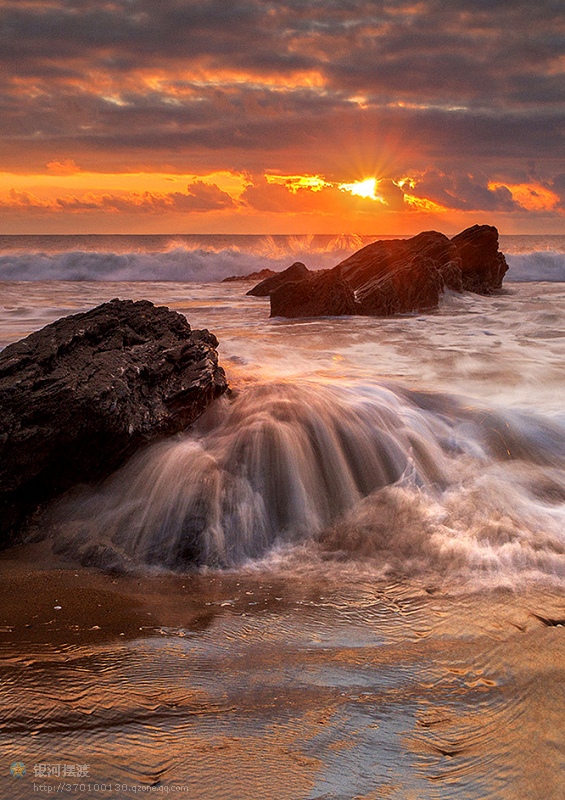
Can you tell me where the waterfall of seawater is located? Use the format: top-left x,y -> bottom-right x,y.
49,381 -> 565,583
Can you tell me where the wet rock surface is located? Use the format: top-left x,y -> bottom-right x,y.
270,270 -> 357,318
450,224 -> 508,293
222,268 -> 277,283
0,298 -> 228,546
247,225 -> 508,318
246,261 -> 310,296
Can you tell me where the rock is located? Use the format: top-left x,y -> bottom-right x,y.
336,231 -> 455,315
246,261 -> 310,296
0,299 -> 228,546
270,271 -> 357,318
450,224 -> 508,293
355,256 -> 445,315
265,226 -> 508,318
222,268 -> 277,283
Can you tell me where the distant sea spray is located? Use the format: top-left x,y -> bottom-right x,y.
503,251 -> 565,282
0,234 -> 563,282
0,234 -> 362,282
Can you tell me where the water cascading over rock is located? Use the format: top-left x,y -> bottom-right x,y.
0,298 -> 228,546
47,381 -> 457,570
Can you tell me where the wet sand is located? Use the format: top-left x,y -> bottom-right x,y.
1,544 -> 564,800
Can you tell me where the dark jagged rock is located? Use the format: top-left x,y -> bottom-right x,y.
246,261 -> 310,296
222,268 -> 277,283
450,224 -> 508,293
336,231 -> 455,315
264,225 -> 508,318
355,256 -> 445,315
0,299 -> 228,546
270,270 -> 357,318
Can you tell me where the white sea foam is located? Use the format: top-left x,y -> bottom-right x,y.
505,251 -> 565,282
2,234 -> 563,587
0,237 -> 563,282
49,380 -> 565,587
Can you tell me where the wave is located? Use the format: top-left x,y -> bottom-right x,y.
505,251 -> 565,282
0,236 -> 365,282
48,381 -> 565,587
1,243 -> 564,283
0,247 -> 290,282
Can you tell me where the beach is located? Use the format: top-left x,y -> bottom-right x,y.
1,544 -> 564,799
1,234 -> 564,798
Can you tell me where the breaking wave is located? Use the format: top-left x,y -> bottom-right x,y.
0,244 -> 563,283
0,235 -> 367,282
49,381 -> 565,587
506,251 -> 565,282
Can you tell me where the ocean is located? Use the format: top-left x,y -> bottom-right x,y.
0,233 -> 564,799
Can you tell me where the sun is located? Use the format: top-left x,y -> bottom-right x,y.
338,178 -> 384,202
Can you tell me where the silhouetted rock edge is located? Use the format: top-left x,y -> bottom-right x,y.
246,225 -> 508,318
0,298 -> 228,547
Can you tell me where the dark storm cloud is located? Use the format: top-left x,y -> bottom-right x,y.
0,0 -> 563,179
406,170 -> 518,212
546,174 -> 565,209
2,0 -> 562,85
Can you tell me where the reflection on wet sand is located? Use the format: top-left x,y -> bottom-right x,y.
1,547 -> 563,799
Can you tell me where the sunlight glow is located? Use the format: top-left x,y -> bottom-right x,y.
394,177 -> 416,191
338,178 -> 384,202
265,174 -> 331,193
402,194 -> 447,213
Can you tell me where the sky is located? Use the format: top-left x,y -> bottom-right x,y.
0,0 -> 564,235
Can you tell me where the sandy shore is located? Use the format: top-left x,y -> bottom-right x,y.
1,542 -> 564,799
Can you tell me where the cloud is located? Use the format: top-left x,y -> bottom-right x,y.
404,170 -> 519,212
5,1 -> 558,109
0,0 -> 563,229
4,170 -> 562,222
241,171 -> 515,215
0,189 -> 53,211
549,174 -> 565,209
166,180 -> 237,212
46,159 -> 81,175
0,181 -> 236,214
240,175 -> 404,216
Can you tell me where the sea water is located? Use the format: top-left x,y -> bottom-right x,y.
0,234 -> 564,799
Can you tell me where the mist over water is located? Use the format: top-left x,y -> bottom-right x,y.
48,379 -> 565,588
0,233 -> 564,281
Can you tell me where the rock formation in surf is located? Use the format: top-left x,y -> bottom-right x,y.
450,224 -> 508,293
0,298 -> 228,546
246,261 -> 309,296
222,268 -> 276,283
270,269 -> 357,318
248,225 -> 508,318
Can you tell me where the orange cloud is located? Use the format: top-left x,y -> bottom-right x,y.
46,159 -> 82,175
0,182 -> 236,215
402,193 -> 448,213
265,174 -> 332,193
1,189 -> 53,211
1,165 -> 563,237
488,181 -> 560,212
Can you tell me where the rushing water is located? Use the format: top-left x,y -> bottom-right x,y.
0,234 -> 564,799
